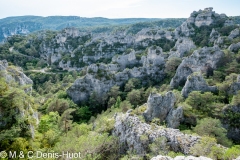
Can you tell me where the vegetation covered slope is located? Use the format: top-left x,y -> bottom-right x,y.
0,7 -> 240,160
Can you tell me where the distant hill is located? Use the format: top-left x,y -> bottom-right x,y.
0,16 -> 186,41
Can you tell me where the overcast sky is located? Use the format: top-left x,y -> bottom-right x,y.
0,0 -> 239,19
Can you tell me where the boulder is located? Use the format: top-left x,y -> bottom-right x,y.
170,46 -> 224,88
181,72 -> 217,98
143,92 -> 183,129
113,113 -> 200,155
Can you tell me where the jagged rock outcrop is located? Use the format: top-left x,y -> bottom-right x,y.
135,28 -> 174,42
170,46 -> 224,88
0,60 -> 38,138
228,42 -> 240,52
113,113 -> 200,155
142,46 -> 165,68
0,60 -> 33,88
187,8 -> 227,28
228,28 -> 240,39
68,46 -> 165,103
181,72 -> 217,98
175,22 -> 194,38
143,92 -> 183,128
209,29 -> 220,43
151,155 -> 212,160
174,7 -> 230,39
168,37 -> 196,58
112,50 -> 137,69
228,82 -> 240,95
166,106 -> 183,129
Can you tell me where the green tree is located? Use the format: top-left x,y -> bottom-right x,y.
186,91 -> 215,116
59,108 -> 76,136
126,89 -> 142,108
194,118 -> 232,147
165,57 -> 182,77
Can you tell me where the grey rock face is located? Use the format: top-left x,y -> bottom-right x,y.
175,22 -> 194,38
187,8 -> 228,28
112,50 -> 137,69
228,42 -> 240,52
168,37 -> 196,59
181,72 -> 217,98
143,92 -> 183,129
142,46 -> 165,68
135,28 -> 173,42
0,59 -> 8,70
228,82 -> 240,95
113,113 -> 200,155
170,46 -> 224,88
68,45 -> 166,103
228,28 -> 240,39
166,106 -> 183,129
151,155 -> 212,160
209,29 -> 220,43
0,60 -> 33,87
143,92 -> 175,122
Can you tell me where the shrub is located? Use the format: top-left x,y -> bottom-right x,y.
193,118 -> 232,147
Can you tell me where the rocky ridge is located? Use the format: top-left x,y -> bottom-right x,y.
67,47 -> 165,103
113,112 -> 200,155
0,60 -> 38,138
170,46 -> 224,88
0,60 -> 33,88
181,72 -> 217,98
143,92 -> 183,129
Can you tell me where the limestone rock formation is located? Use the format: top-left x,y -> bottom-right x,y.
68,45 -> 166,104
170,46 -> 224,88
209,29 -> 220,43
187,8 -> 227,28
143,92 -> 175,122
135,28 -> 173,42
142,46 -> 165,68
166,106 -> 184,129
113,113 -> 200,155
181,72 -> 217,98
0,60 -> 38,138
228,28 -> 240,39
228,42 -> 240,52
143,92 -> 183,128
151,155 -> 212,160
168,37 -> 196,58
112,50 -> 137,69
0,60 -> 33,87
228,82 -> 240,95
